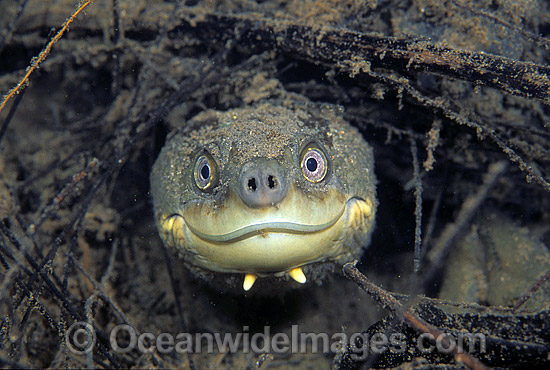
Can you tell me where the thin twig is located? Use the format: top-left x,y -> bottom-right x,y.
417,185 -> 443,271
0,0 -> 30,53
3,196 -> 122,369
364,68 -> 550,193
69,252 -> 133,329
450,0 -> 550,50
161,242 -> 196,370
425,161 -> 508,278
31,157 -> 99,235
0,86 -> 26,146
0,0 -> 97,115
80,239 -> 120,369
409,138 -> 423,273
512,270 -> 550,313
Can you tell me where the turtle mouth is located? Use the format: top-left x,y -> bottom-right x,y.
158,188 -> 375,275
183,205 -> 346,243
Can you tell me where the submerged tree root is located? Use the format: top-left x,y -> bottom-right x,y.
341,263 -> 550,370
342,262 -> 489,370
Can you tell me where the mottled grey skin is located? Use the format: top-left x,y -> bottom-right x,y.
150,100 -> 377,288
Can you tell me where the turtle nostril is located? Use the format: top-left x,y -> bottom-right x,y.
267,175 -> 277,189
247,178 -> 257,192
238,160 -> 287,208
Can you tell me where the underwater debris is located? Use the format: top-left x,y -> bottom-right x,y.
339,263 -> 550,369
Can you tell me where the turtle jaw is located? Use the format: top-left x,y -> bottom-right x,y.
158,192 -> 375,278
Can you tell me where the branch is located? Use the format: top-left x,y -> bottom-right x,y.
170,13 -> 550,103
343,262 -> 489,370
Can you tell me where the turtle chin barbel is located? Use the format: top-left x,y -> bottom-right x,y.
150,101 -> 377,292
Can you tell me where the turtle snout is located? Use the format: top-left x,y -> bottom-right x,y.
237,159 -> 288,208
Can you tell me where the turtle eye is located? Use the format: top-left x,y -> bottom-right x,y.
300,146 -> 328,183
194,153 -> 218,191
